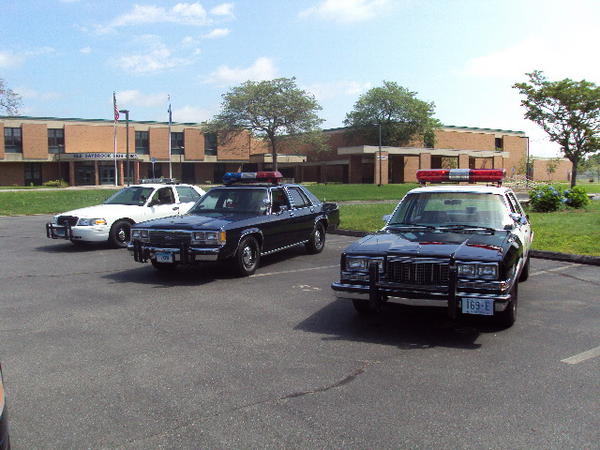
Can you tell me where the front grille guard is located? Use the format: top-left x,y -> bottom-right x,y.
133,241 -> 191,264
46,222 -> 73,240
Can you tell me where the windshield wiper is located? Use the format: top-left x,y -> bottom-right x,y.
438,224 -> 496,233
387,222 -> 436,230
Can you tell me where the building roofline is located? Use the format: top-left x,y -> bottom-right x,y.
323,124 -> 526,135
0,115 -> 204,127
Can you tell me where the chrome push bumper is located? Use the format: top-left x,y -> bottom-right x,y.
128,242 -> 220,262
331,282 -> 512,312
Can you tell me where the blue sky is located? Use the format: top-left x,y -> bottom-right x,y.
1,0 -> 598,156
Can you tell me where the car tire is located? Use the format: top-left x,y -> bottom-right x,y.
352,298 -> 374,315
305,222 -> 326,254
495,279 -> 518,328
519,256 -> 530,282
109,220 -> 132,248
234,236 -> 260,276
151,260 -> 178,272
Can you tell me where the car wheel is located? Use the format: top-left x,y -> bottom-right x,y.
305,222 -> 326,254
519,256 -> 530,282
495,279 -> 518,328
109,220 -> 131,248
352,298 -> 374,315
234,236 -> 260,276
151,259 -> 178,272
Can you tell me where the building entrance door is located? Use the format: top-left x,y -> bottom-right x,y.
99,165 -> 116,185
75,165 -> 95,185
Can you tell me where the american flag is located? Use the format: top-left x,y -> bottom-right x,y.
113,92 -> 119,122
168,95 -> 172,123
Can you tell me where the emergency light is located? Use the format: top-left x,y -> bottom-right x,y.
416,168 -> 505,185
223,171 -> 283,185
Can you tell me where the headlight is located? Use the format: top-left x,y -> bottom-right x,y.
131,229 -> 149,242
78,218 -> 107,226
0,366 -> 5,416
345,256 -> 384,273
457,262 -> 498,280
191,230 -> 226,245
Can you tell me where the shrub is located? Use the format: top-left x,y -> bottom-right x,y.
529,184 -> 563,212
43,179 -> 69,188
563,186 -> 589,208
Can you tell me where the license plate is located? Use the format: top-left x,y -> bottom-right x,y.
155,252 -> 174,263
462,298 -> 494,316
54,228 -> 66,237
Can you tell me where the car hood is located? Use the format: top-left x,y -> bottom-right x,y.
56,204 -> 144,220
345,229 -> 512,262
134,212 -> 257,230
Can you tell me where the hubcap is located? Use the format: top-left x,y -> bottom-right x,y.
242,245 -> 255,268
117,227 -> 128,242
315,229 -> 323,247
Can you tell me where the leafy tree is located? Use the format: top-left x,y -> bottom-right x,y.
209,77 -> 324,171
343,81 -> 441,147
513,71 -> 600,187
0,78 -> 22,115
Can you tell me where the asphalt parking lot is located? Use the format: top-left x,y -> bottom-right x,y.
1,215 -> 599,449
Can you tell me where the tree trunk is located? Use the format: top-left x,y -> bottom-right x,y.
269,135 -> 278,171
570,158 -> 578,188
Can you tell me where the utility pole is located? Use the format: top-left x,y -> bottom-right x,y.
119,109 -> 130,185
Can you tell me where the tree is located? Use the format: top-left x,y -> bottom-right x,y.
209,77 -> 324,171
0,78 -> 22,115
343,81 -> 441,147
513,70 -> 600,187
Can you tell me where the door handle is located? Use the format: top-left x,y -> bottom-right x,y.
172,206 -> 179,211
289,211 -> 295,217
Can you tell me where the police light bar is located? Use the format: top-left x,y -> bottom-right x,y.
223,171 -> 283,185
416,169 -> 505,184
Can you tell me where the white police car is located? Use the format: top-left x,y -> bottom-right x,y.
46,180 -> 205,248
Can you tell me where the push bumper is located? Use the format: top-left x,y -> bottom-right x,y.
46,223 -> 109,242
129,241 -> 220,263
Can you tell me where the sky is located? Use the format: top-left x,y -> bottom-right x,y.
1,0 -> 598,157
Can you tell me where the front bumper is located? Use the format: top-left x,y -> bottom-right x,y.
129,241 -> 220,263
46,223 -> 109,242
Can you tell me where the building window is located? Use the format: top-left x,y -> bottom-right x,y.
4,127 -> 22,153
495,137 -> 504,150
171,132 -> 184,155
24,162 -> 42,185
204,132 -> 217,155
135,131 -> 149,154
48,129 -> 64,154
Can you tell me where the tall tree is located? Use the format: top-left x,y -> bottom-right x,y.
513,70 -> 600,187
209,77 -> 324,171
0,78 -> 22,115
343,81 -> 441,147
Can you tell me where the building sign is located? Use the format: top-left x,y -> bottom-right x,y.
61,153 -> 140,161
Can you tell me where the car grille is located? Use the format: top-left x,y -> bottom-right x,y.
149,230 -> 191,247
57,215 -> 78,226
387,260 -> 450,286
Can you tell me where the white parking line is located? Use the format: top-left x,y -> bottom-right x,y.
530,263 -> 579,277
251,264 -> 339,278
561,345 -> 600,365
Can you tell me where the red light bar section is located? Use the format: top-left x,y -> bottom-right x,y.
256,171 -> 283,183
417,168 -> 505,184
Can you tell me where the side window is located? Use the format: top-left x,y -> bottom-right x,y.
153,187 -> 175,205
176,186 -> 201,203
270,188 -> 290,213
503,194 -> 517,214
507,192 -> 526,217
287,187 -> 310,208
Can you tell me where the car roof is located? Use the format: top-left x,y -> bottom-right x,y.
408,184 -> 512,195
126,183 -> 196,189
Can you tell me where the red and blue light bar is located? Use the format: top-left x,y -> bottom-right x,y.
416,168 -> 506,184
223,171 -> 283,185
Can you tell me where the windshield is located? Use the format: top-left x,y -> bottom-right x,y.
104,186 -> 154,205
389,192 -> 512,230
189,188 -> 269,215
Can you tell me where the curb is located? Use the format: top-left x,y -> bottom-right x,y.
329,229 -> 600,266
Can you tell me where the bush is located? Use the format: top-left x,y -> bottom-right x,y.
529,184 -> 563,212
43,179 -> 69,188
563,186 -> 589,208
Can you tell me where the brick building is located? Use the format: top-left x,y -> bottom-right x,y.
0,115 -> 569,186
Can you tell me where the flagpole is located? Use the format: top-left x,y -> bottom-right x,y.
168,95 -> 173,179
113,92 -> 119,186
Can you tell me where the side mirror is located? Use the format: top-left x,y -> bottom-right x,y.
148,199 -> 159,207
279,205 -> 288,213
509,213 -> 527,225
383,214 -> 391,223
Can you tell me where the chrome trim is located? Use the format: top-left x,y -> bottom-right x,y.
387,256 -> 448,264
261,240 -> 308,256
127,244 -> 219,261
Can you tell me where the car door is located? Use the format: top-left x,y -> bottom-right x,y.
505,191 -> 533,255
147,187 -> 181,219
258,187 -> 294,252
285,186 -> 317,243
175,185 -> 203,214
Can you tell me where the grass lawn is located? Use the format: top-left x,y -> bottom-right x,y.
338,201 -> 600,256
0,190 -> 118,216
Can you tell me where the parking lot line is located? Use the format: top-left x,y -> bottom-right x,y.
530,263 -> 579,277
251,264 -> 339,278
560,345 -> 600,365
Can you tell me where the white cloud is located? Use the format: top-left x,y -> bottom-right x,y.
203,57 -> 278,85
304,80 -> 372,101
0,50 -> 25,68
210,3 -> 234,17
106,3 -> 209,30
79,46 -> 92,54
172,105 -> 213,123
114,35 -> 197,74
14,87 -> 62,101
202,28 -> 230,39
299,0 -> 389,23
116,90 -> 168,108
